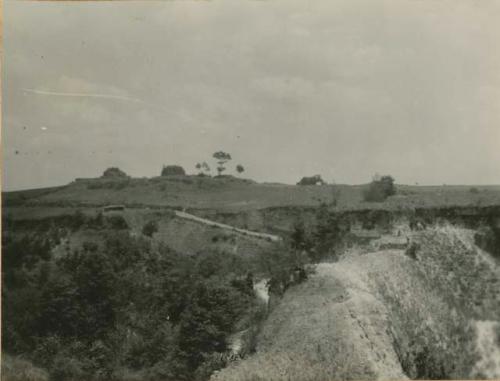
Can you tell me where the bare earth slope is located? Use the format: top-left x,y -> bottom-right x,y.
212,251 -> 409,381
213,228 -> 500,381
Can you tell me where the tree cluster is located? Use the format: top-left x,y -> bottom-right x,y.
289,203 -> 346,263
2,214 -> 255,381
161,165 -> 186,177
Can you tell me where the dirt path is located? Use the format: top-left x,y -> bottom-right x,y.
212,250 -> 409,381
174,210 -> 282,242
312,259 -> 408,380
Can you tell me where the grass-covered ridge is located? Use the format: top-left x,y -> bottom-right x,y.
5,175 -> 500,211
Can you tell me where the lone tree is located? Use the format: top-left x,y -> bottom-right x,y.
161,165 -> 186,176
363,175 -> 395,202
212,151 -> 232,176
236,164 -> 245,175
102,167 -> 128,179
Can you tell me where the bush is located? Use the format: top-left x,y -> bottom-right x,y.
405,242 -> 420,260
161,165 -> 186,176
363,175 -> 395,202
142,221 -> 159,237
101,167 -> 128,179
310,204 -> 346,261
474,226 -> 500,259
105,215 -> 129,230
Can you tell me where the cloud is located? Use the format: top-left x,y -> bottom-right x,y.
21,75 -> 172,115
22,87 -> 144,103
3,0 -> 500,190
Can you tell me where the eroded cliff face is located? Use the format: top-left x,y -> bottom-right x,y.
195,205 -> 500,238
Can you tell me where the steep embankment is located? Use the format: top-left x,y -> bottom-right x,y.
213,227 -> 500,381
212,252 -> 408,381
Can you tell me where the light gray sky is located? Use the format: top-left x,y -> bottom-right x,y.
3,0 -> 500,191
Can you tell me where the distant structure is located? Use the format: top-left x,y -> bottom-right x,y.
161,165 -> 186,176
297,175 -> 325,186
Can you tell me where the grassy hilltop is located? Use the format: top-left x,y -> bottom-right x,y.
5,174 -> 500,213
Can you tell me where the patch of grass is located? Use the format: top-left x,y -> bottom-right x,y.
1,354 -> 49,381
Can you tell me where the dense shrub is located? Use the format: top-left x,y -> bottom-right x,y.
142,221 -> 159,237
405,242 -> 420,260
363,175 -> 396,202
310,203 -> 346,261
286,204 -> 347,264
474,225 -> 500,259
2,217 -> 256,381
105,215 -> 129,230
101,167 -> 128,179
256,243 -> 308,296
161,165 -> 186,176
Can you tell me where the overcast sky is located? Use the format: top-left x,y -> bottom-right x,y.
3,0 -> 499,190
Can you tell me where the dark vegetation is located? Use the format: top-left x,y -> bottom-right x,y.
161,165 -> 186,177
195,162 -> 211,176
195,152 -> 245,178
363,175 -> 396,202
474,218 -> 500,259
405,242 -> 420,260
236,164 -> 245,175
289,203 -> 347,263
1,212 -> 297,381
102,167 -> 129,179
142,220 -> 159,237
297,175 -> 325,186
212,151 -> 232,176
469,187 -> 480,194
